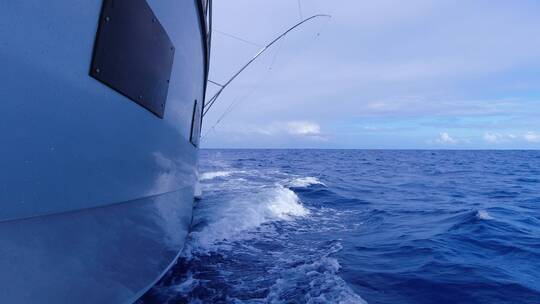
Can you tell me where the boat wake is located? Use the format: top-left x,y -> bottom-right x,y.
288,176 -> 326,188
142,157 -> 365,303
199,170 -> 234,181
192,185 -> 309,249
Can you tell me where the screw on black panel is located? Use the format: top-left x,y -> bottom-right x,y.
138,95 -> 143,100
105,16 -> 110,22
95,68 -> 101,74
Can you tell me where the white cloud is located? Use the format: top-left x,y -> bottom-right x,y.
524,131 -> 540,143
220,121 -> 325,139
435,132 -> 458,144
483,132 -> 504,144
483,132 -> 539,144
286,121 -> 321,136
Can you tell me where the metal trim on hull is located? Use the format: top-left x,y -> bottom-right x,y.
195,0 -> 212,111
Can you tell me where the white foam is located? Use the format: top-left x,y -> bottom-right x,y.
266,186 -> 310,220
193,181 -> 202,199
192,186 -> 309,249
266,257 -> 367,304
476,210 -> 494,220
172,272 -> 199,294
289,176 -> 326,187
199,170 -> 233,181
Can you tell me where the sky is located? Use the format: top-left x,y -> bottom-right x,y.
201,0 -> 540,149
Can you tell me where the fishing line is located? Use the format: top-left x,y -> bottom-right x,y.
202,37 -> 286,140
297,0 -> 304,21
213,28 -> 264,48
201,17 -> 331,142
201,14 -> 332,142
208,79 -> 224,87
202,50 -> 278,140
203,14 -> 331,117
268,39 -> 283,71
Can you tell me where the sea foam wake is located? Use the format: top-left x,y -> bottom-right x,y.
143,150 -> 540,304
142,156 -> 365,303
288,176 -> 326,188
199,170 -> 233,181
192,185 -> 309,249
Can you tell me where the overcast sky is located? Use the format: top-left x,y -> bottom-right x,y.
201,0 -> 540,149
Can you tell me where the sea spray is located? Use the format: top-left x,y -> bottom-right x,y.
289,176 -> 326,188
192,185 -> 309,249
199,170 -> 233,181
476,210 -> 494,220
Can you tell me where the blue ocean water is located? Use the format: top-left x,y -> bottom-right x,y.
142,150 -> 540,304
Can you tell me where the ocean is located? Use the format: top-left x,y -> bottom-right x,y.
141,149 -> 540,304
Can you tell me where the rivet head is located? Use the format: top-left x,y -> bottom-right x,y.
105,16 -> 110,22
95,68 -> 100,74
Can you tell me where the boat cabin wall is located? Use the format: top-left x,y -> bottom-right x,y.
0,0 -> 206,221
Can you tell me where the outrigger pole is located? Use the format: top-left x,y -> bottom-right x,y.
202,14 -> 331,117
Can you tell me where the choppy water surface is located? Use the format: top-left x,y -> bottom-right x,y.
142,150 -> 540,304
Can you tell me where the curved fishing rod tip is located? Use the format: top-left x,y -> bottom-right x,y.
203,13 -> 332,118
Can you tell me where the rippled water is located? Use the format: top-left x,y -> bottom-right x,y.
142,150 -> 540,303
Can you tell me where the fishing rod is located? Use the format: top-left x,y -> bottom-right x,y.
202,14 -> 331,117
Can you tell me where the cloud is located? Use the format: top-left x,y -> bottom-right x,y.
483,132 -> 505,144
286,121 -> 321,136
483,132 -> 540,144
435,132 -> 458,144
202,1 -> 540,148
219,121 -> 326,139
524,131 -> 540,143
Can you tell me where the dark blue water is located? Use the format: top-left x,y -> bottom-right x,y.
142,150 -> 540,303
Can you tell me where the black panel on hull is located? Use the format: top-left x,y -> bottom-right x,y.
90,0 -> 175,118
190,99 -> 202,147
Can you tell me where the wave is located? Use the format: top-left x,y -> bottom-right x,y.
289,176 -> 326,188
476,210 -> 494,220
171,272 -> 199,294
144,159 -> 368,302
192,185 -> 309,249
444,209 -> 496,232
199,170 -> 233,181
193,181 -> 202,199
265,256 -> 367,304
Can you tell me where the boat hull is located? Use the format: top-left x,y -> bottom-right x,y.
0,189 -> 193,303
0,0 -> 208,302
